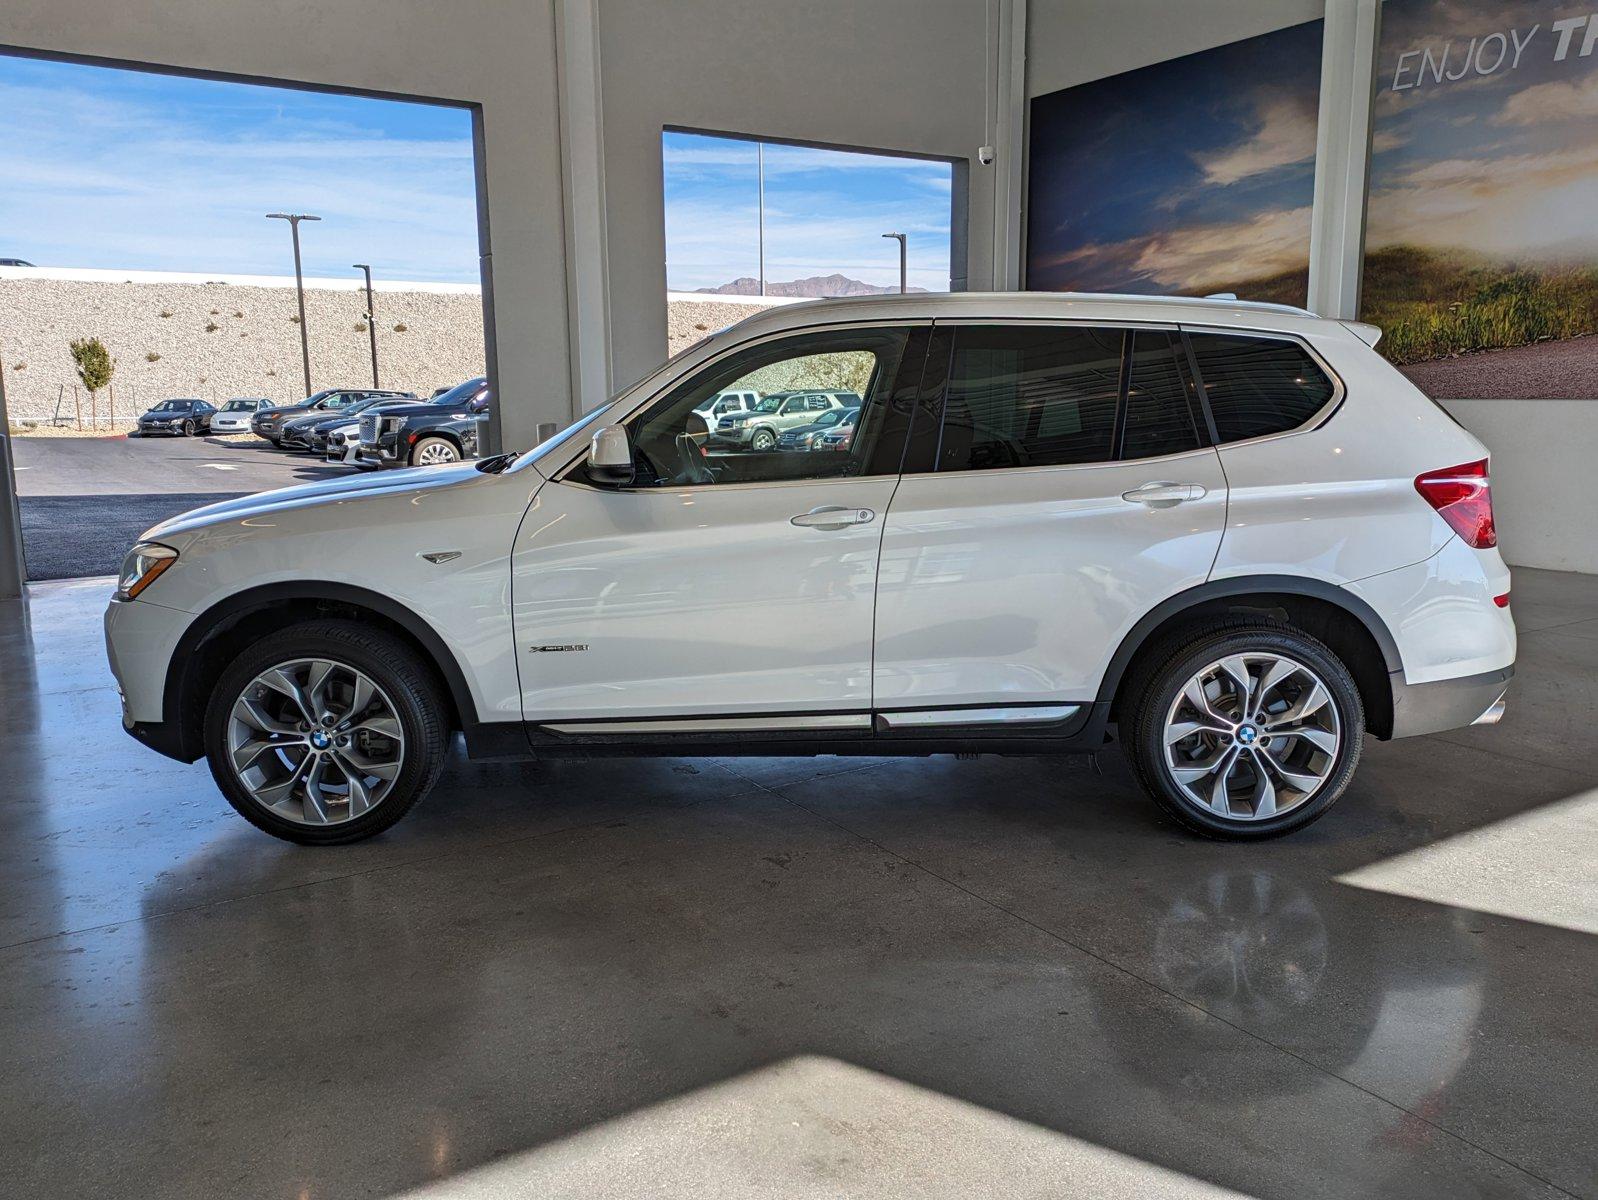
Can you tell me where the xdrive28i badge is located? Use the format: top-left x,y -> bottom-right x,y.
529,644 -> 589,653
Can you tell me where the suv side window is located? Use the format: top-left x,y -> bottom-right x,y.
1121,330 -> 1203,460
1189,333 -> 1335,442
619,327 -> 912,487
936,325 -> 1123,471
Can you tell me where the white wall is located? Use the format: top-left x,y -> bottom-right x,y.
595,0 -> 1000,389
0,0 -> 571,451
1026,0 -> 1323,97
1443,401 -> 1598,575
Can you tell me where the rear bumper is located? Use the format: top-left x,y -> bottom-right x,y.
1388,665 -> 1513,739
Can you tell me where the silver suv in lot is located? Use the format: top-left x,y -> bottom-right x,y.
712,391 -> 857,450
105,292 -> 1514,845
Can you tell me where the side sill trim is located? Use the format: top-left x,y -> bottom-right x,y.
876,704 -> 1081,729
539,712 -> 873,735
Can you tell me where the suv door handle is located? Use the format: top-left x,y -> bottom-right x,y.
1121,482 -> 1206,508
790,505 -> 876,530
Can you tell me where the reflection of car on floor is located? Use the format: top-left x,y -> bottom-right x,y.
136,398 -> 215,437
207,398 -> 275,434
776,403 -> 860,451
357,377 -> 491,468
251,388 -> 413,446
105,292 -> 1517,847
713,391 -> 856,451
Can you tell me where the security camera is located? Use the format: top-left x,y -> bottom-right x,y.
977,144 -> 996,166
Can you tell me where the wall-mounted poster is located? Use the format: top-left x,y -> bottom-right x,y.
1026,21 -> 1324,305
1365,1 -> 1598,398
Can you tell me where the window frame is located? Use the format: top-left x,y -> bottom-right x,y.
551,319 -> 934,492
910,319 -> 1216,478
1178,325 -> 1346,450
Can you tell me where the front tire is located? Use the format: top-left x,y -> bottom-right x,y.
203,620 -> 449,845
411,436 -> 461,466
182,419 -> 196,437
1122,619 -> 1363,839
750,428 -> 776,452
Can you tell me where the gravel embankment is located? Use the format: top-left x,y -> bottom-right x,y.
1399,334 -> 1598,400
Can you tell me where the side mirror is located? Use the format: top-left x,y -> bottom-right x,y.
588,424 -> 635,485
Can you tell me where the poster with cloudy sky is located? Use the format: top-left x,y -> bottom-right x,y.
1026,20 -> 1323,305
1364,0 -> 1598,398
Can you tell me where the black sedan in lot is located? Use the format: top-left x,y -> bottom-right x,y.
357,376 -> 490,467
136,398 -> 215,436
774,403 -> 861,451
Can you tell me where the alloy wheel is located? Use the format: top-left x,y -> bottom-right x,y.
415,442 -> 459,465
226,657 -> 406,826
1162,652 -> 1341,822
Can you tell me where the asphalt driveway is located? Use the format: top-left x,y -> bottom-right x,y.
13,433 -> 350,580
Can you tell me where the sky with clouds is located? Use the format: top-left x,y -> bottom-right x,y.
662,131 -> 953,292
0,55 -> 479,282
1367,0 -> 1598,262
1025,20 -> 1324,299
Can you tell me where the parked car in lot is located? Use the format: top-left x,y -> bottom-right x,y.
712,391 -> 857,450
316,399 -> 427,464
692,389 -> 760,434
252,388 -> 413,445
813,406 -> 860,452
105,292 -> 1515,846
278,395 -> 419,453
775,402 -> 860,451
208,398 -> 275,434
136,398 -> 215,437
356,376 -> 490,468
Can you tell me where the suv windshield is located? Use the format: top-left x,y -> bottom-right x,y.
433,377 -> 488,407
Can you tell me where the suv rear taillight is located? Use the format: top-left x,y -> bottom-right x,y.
1415,458 -> 1496,548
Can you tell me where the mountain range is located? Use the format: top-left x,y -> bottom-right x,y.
695,273 -> 926,298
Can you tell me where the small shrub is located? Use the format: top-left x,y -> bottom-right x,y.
198,375 -> 207,384
694,323 -> 708,331
205,321 -> 220,333
209,308 -> 219,315
354,321 -> 369,332
233,310 -> 243,318
266,368 -> 277,376
289,315 -> 301,324
392,322 -> 408,332
145,351 -> 161,362
159,310 -> 173,319
11,362 -> 24,371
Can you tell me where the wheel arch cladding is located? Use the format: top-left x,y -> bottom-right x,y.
163,582 -> 476,761
1100,576 -> 1398,739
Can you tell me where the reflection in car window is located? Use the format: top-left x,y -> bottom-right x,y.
1189,333 -> 1334,442
619,328 -> 910,488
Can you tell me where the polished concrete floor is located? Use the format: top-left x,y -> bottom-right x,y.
3,572 -> 1596,1199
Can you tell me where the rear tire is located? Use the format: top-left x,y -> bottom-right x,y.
1122,618 -> 1363,839
203,620 -> 450,845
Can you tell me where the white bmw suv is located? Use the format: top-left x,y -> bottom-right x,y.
104,293 -> 1515,845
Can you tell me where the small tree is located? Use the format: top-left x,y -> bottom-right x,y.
69,337 -> 115,429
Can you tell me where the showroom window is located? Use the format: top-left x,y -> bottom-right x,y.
615,327 -> 911,487
1189,333 -> 1335,443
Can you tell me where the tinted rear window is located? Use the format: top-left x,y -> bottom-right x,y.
1189,334 -> 1335,442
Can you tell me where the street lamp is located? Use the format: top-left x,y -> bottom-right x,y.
352,263 -> 380,388
266,212 -> 321,396
881,232 -> 907,294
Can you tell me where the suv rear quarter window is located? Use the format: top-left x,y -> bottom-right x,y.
1188,333 -> 1335,443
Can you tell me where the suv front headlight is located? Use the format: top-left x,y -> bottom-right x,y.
115,542 -> 179,601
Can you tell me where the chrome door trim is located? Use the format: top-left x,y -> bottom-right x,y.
876,704 -> 1081,729
539,712 -> 874,735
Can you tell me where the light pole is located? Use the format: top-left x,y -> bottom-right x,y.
353,263 -> 380,388
757,142 -> 766,297
267,212 -> 321,396
881,232 -> 907,294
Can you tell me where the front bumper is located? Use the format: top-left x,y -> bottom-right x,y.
1388,665 -> 1514,739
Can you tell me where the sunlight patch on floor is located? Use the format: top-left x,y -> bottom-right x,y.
1338,789 -> 1598,935
390,1055 -> 1252,1199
